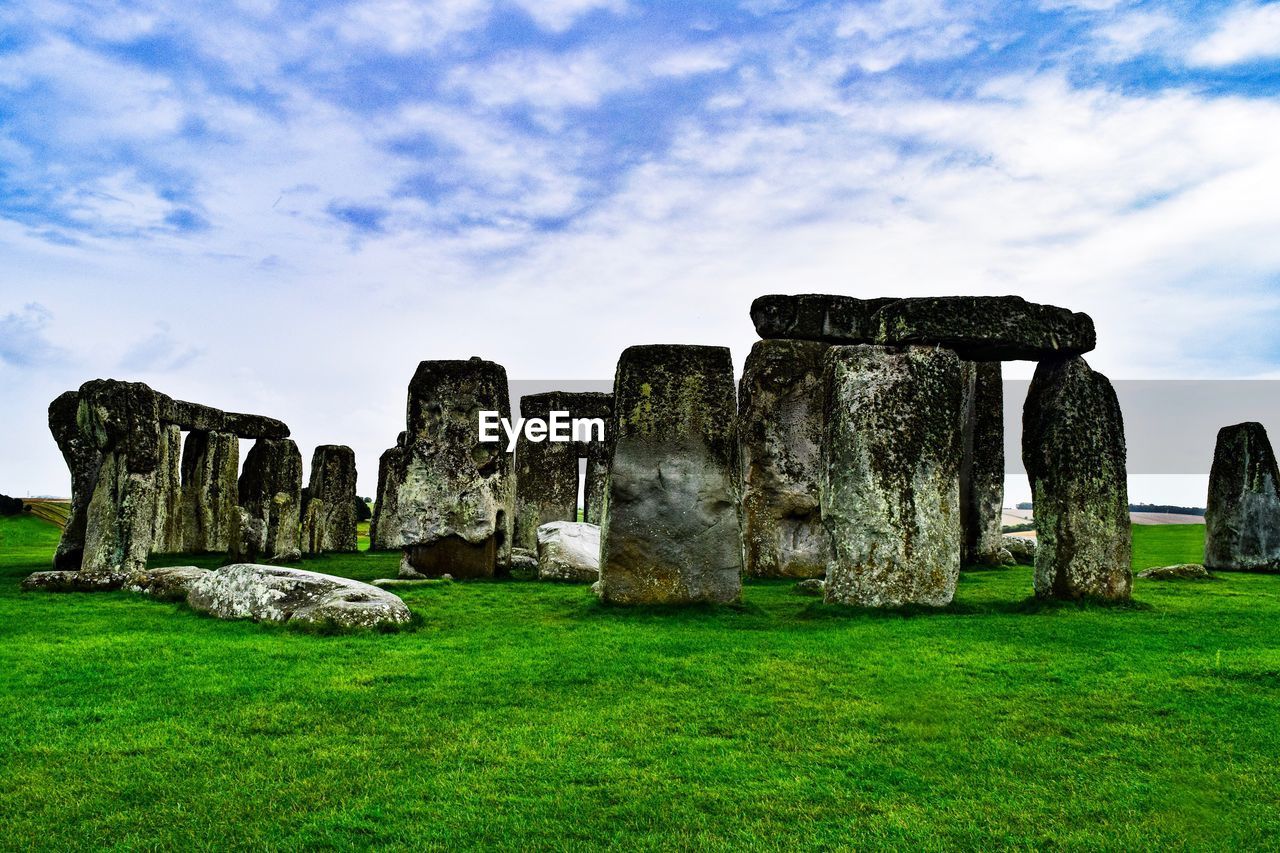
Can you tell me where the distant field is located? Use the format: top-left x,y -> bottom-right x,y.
1,516 -> 1276,848
21,499 -> 70,530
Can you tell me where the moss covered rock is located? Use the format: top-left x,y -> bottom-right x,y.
1204,422 -> 1280,572
821,345 -> 965,608
960,361 -> 1006,565
237,438 -> 303,561
369,436 -> 405,551
302,445 -> 358,555
180,430 -> 240,554
876,296 -> 1095,361
751,294 -> 898,343
1022,356 -> 1131,600
48,390 -> 98,571
514,392 -> 583,551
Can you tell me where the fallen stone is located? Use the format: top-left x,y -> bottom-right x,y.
751,294 -> 899,343
738,339 -> 830,579
537,521 -> 600,583
1137,563 -> 1210,580
794,578 -> 825,596
21,570 -> 123,592
125,566 -> 211,600
1002,535 -> 1036,564
187,564 -> 412,629
822,345 -> 965,608
1204,422 -> 1280,572
1022,356 -> 1131,600
598,345 -> 743,605
875,296 -> 1096,361
302,445 -> 358,554
509,550 -> 539,574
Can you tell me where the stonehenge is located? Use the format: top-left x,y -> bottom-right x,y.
368,435 -> 406,551
1022,356 -> 1131,600
1203,422 -> 1280,572
180,429 -> 240,553
960,361 -> 1007,566
379,358 -> 515,579
302,445 -> 358,555
514,392 -> 582,551
597,345 -> 744,605
237,438 -> 304,562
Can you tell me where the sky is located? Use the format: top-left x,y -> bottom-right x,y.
2,0 -> 1279,503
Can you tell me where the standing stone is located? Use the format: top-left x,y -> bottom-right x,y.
598,345 -> 743,605
960,361 -> 1006,565
1022,356 -> 1131,600
1204,422 -> 1280,572
48,391 -> 100,570
738,339 -> 830,578
302,445 -> 358,554
571,392 -> 614,525
237,438 -> 303,561
514,392 -> 581,551
385,358 -> 514,579
76,380 -> 164,579
151,423 -> 184,554
369,435 -> 405,551
821,346 -> 965,608
180,430 -> 240,553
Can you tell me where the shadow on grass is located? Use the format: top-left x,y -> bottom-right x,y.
797,594 -> 1154,621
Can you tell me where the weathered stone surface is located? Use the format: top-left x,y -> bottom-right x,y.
1204,422 -> 1280,572
1022,356 -> 1131,600
187,564 -> 412,628
22,570 -> 123,592
960,361 -> 1005,565
385,358 -> 514,579
369,436 -> 406,551
1002,535 -> 1036,564
180,430 -> 240,553
569,392 -> 614,525
151,423 -> 184,554
751,294 -> 899,343
302,445 -> 358,555
125,566 -> 211,599
509,549 -> 539,574
876,296 -> 1095,361
1138,563 -> 1210,580
514,392 -> 582,551
794,578 -> 825,596
236,438 -> 303,561
821,345 -> 965,608
598,345 -> 743,605
48,391 -> 99,570
537,521 -> 600,582
161,398 -> 289,439
738,339 -> 830,579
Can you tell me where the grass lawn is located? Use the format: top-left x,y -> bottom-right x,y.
1,515 -> 1278,849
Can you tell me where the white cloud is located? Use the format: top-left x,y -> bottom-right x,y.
1188,3 -> 1280,66
509,0 -> 625,33
1093,9 -> 1180,61
836,0 -> 977,72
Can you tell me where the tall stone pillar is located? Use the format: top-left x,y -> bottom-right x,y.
302,444 -> 358,555
598,345 -> 743,605
569,392 -> 614,526
48,391 -> 100,571
369,435 -> 405,551
237,438 -> 303,561
960,361 -> 1006,565
1022,356 -> 1131,600
1204,422 -> 1280,572
181,430 -> 240,553
821,345 -> 965,608
514,392 -> 581,551
151,423 -> 185,554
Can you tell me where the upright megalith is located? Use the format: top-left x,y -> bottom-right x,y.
48,391 -> 100,570
514,392 -> 581,551
1204,422 -> 1280,572
237,438 -> 303,561
1022,356 -> 1131,600
368,435 -> 405,551
385,358 -> 514,579
821,345 -> 965,608
180,430 -> 240,553
598,345 -> 743,605
151,423 -> 185,554
77,380 -> 164,579
570,392 -> 614,525
960,361 -> 1007,565
302,445 -> 358,554
738,339 -> 830,578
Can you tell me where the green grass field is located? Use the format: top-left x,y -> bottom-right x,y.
1,515 -> 1277,849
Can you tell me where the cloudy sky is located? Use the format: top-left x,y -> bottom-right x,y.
2,0 -> 1278,502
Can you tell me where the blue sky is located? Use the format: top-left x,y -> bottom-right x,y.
2,0 -> 1279,500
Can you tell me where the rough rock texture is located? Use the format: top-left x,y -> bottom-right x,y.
161,398 -> 289,439
738,339 -> 830,578
1138,563 -> 1211,580
569,392 -> 615,525
960,361 -> 1006,565
48,390 -> 100,570
125,566 -> 211,599
236,438 -> 303,561
1003,535 -> 1036,564
509,549 -> 539,574
598,345 -> 743,605
385,358 -> 514,579
514,392 -> 582,551
875,296 -> 1095,361
751,294 -> 899,343
537,521 -> 601,582
794,578 -> 825,596
22,570 -> 123,592
821,345 -> 965,608
1204,423 -> 1280,572
1022,356 -> 1131,600
369,436 -> 405,551
187,564 -> 412,628
302,445 -> 358,555
77,380 -> 164,578
180,430 -> 240,553
151,423 -> 185,554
